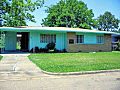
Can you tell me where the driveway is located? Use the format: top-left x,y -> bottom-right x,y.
0,54 -> 49,81
0,54 -> 120,90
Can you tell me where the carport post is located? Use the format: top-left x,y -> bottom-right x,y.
0,30 -> 5,53
0,31 -> 1,53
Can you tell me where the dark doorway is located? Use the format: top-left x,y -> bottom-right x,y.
21,32 -> 29,51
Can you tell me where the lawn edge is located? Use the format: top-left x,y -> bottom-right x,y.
41,69 -> 120,75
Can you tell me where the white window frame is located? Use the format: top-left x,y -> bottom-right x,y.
76,35 -> 84,44
40,34 -> 56,43
97,35 -> 104,44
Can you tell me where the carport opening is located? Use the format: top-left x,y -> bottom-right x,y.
17,32 -> 29,52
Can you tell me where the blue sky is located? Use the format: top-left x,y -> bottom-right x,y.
27,0 -> 120,26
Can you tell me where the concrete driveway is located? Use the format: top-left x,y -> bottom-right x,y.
0,54 -> 120,90
0,54 -> 49,81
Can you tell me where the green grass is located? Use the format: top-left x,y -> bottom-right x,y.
28,52 -> 120,73
0,55 -> 3,61
16,42 -> 21,50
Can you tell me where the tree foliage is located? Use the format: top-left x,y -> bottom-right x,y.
0,0 -> 9,26
97,11 -> 119,31
0,0 -> 44,27
42,0 -> 96,29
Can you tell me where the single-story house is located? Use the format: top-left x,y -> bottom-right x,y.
0,26 -> 120,53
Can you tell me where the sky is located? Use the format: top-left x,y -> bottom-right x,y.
27,0 -> 120,26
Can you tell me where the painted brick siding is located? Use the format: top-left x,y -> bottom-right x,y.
67,32 -> 112,52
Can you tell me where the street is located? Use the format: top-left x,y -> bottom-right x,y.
0,72 -> 120,90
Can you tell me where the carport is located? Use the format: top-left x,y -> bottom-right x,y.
0,27 -> 30,53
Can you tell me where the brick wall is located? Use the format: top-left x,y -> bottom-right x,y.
67,32 -> 112,52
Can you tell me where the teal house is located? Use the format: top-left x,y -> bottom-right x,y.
0,26 -> 116,53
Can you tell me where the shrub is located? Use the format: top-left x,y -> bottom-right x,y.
46,42 -> 56,50
62,49 -> 67,52
54,48 -> 61,53
29,47 -> 40,53
99,50 -> 102,52
30,48 -> 34,53
35,47 -> 39,53
30,46 -> 67,53
39,48 -> 49,53
54,48 -> 67,53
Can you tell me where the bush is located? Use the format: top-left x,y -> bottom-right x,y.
54,48 -> 67,53
29,46 -> 67,53
39,48 -> 48,53
62,49 -> 67,52
46,42 -> 56,50
54,48 -> 61,53
29,47 -> 39,53
35,47 -> 39,53
30,48 -> 34,53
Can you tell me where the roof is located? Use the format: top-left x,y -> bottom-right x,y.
0,26 -> 119,34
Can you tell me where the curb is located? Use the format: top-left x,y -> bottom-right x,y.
41,69 -> 120,75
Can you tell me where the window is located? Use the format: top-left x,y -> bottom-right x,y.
40,34 -> 56,43
76,35 -> 84,43
97,36 -> 104,44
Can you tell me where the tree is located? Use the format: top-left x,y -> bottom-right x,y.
0,0 -> 44,27
0,0 -> 9,26
0,8 -> 3,26
97,11 -> 119,31
42,0 -> 96,29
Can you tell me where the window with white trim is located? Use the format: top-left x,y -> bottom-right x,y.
97,35 -> 104,44
40,34 -> 56,43
76,35 -> 84,43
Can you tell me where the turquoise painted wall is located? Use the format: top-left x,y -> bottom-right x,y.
76,33 -> 104,44
5,32 -> 17,50
29,31 -> 67,50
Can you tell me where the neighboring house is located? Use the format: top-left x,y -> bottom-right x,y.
0,26 -> 119,53
112,34 -> 120,50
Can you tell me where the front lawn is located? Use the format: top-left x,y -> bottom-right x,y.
28,52 -> 120,73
